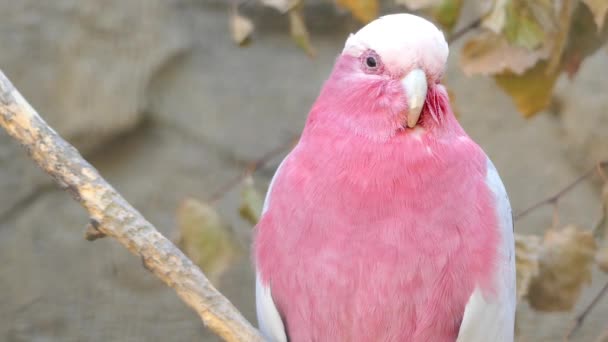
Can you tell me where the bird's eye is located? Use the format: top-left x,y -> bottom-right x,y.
366,56 -> 377,68
361,51 -> 382,74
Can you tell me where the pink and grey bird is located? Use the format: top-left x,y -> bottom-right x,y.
253,13 -> 515,342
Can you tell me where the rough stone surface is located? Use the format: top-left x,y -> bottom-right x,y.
0,0 -> 190,216
1,2 -> 607,341
555,50 -> 608,170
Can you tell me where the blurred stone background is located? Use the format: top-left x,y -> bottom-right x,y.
0,1 -> 607,341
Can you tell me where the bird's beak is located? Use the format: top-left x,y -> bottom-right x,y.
401,69 -> 428,128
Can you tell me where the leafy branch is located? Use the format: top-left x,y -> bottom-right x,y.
514,161 -> 608,221
232,0 -> 608,118
0,70 -> 263,342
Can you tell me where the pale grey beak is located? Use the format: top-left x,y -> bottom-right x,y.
401,69 -> 428,128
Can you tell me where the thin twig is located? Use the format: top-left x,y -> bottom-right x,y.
208,135 -> 298,202
514,161 -> 608,221
0,70 -> 263,342
566,280 -> 608,339
447,17 -> 483,44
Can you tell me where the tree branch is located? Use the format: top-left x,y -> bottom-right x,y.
447,17 -> 483,44
0,70 -> 263,342
514,161 -> 608,221
566,279 -> 608,339
208,135 -> 298,203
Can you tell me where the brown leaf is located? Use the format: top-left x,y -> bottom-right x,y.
545,0 -> 573,74
515,233 -> 542,301
561,2 -> 608,78
493,61 -> 560,117
175,198 -> 240,286
582,0 -> 608,31
289,6 -> 316,57
230,11 -> 254,46
527,225 -> 597,312
239,176 -> 265,226
335,0 -> 379,23
460,32 -> 550,76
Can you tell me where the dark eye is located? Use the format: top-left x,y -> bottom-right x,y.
361,51 -> 382,73
366,56 -> 377,68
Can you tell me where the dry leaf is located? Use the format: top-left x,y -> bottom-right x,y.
261,0 -> 295,13
494,61 -> 560,117
561,2 -> 608,78
335,0 -> 379,23
515,233 -> 542,301
581,0 -> 608,30
230,12 -> 254,46
482,0 -> 509,33
545,0 -> 573,74
527,225 -> 597,312
289,6 -> 316,57
239,176 -> 265,225
503,0 -> 546,50
597,247 -> 608,273
460,32 -> 550,76
394,0 -> 442,10
175,198 -> 240,286
430,0 -> 464,33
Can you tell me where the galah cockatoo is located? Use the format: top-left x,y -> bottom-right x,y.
253,13 -> 515,342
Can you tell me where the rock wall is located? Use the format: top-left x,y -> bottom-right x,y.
0,0 -> 190,216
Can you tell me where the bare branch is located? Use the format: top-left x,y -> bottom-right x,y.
566,279 -> 608,339
514,161 -> 608,221
208,135 -> 298,203
447,17 -> 483,44
0,70 -> 263,342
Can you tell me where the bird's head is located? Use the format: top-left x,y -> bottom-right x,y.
308,13 -> 452,141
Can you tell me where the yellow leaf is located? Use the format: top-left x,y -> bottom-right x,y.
494,61 -> 560,117
503,0 -> 545,50
460,32 -> 550,76
527,225 -> 597,312
335,0 -> 379,23
239,176 -> 265,226
229,12 -> 254,46
175,198 -> 240,286
581,0 -> 608,30
515,233 -> 542,301
288,6 -> 316,57
431,0 -> 464,33
396,0 -> 462,33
